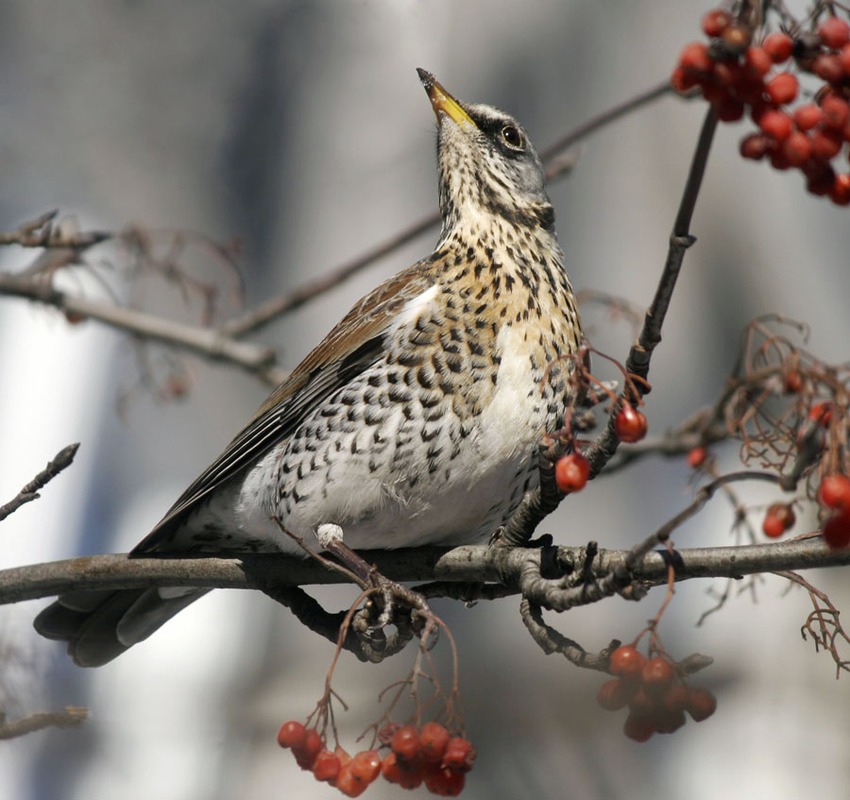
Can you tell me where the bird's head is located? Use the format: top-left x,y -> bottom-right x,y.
417,68 -> 554,241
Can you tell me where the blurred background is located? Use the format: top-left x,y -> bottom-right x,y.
2,1 -> 850,798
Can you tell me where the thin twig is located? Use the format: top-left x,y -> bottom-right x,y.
0,706 -> 87,739
0,444 -> 79,522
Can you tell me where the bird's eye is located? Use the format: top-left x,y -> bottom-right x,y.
501,125 -> 524,149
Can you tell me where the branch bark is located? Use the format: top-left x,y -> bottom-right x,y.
4,537 -> 848,607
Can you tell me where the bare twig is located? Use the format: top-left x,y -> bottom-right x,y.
0,271 -> 286,386
0,706 -> 87,740
0,444 -> 79,522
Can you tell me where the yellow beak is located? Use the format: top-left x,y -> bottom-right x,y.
417,68 -> 476,128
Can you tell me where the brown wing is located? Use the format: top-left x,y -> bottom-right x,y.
133,261 -> 436,553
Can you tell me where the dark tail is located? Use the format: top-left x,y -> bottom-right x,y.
34,587 -> 209,667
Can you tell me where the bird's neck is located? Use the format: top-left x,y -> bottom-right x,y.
436,203 -> 563,267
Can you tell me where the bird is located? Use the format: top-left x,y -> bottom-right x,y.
34,69 -> 583,667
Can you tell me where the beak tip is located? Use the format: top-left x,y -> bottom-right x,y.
416,67 -> 434,89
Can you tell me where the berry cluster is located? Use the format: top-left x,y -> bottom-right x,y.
819,473 -> 850,548
672,9 -> 850,205
383,723 -> 475,796
596,645 -> 717,742
277,720 -> 474,797
554,402 -> 647,494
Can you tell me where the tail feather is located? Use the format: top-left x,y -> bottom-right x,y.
34,588 -> 209,667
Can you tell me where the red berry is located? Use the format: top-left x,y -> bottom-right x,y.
623,711 -> 655,742
293,727 -> 324,770
654,707 -> 688,734
714,96 -> 745,122
809,401 -> 834,426
64,311 -> 87,325
831,173 -> 850,205
596,678 -> 633,711
419,722 -> 451,762
442,737 -> 476,773
390,724 -> 420,763
628,685 -> 656,715
770,148 -> 791,171
711,59 -> 742,89
350,750 -> 383,785
679,42 -> 713,76
784,370 -> 803,393
671,66 -> 700,93
766,72 -> 799,105
759,109 -> 793,141
814,54 -> 845,83
823,510 -> 850,549
819,474 -> 850,509
794,104 -> 823,131
762,32 -> 794,63
609,645 -> 646,680
818,17 -> 850,49
424,765 -> 466,796
382,753 -> 423,789
686,688 -> 717,722
335,764 -> 368,798
312,750 -> 342,783
743,45 -> 772,78
661,682 -> 691,713
763,503 -> 796,538
805,162 -> 838,195
811,130 -> 843,160
687,446 -> 709,468
276,720 -> 307,750
615,403 -> 648,443
739,133 -> 771,160
555,452 -> 590,493
821,95 -> 850,130
782,131 -> 812,166
702,9 -> 732,38
641,656 -> 676,690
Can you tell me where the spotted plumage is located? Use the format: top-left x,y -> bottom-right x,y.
34,69 -> 583,666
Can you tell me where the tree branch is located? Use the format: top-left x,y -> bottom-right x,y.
4,538 -> 848,607
0,271 -> 286,385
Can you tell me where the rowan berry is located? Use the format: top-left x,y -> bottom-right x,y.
759,109 -> 793,141
390,724 -> 420,762
823,511 -> 850,549
819,474 -> 850,509
762,502 -> 795,538
419,722 -> 451,762
312,750 -> 341,784
609,645 -> 646,680
615,403 -> 648,443
641,656 -> 676,690
596,679 -> 632,711
276,720 -> 307,750
687,446 -> 709,468
818,16 -> 850,49
765,72 -> 798,105
762,32 -> 794,63
686,688 -> 717,722
350,750 -> 382,785
555,453 -> 590,493
701,8 -> 732,38
623,711 -> 655,742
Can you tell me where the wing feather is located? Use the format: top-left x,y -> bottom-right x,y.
133,262 -> 436,553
